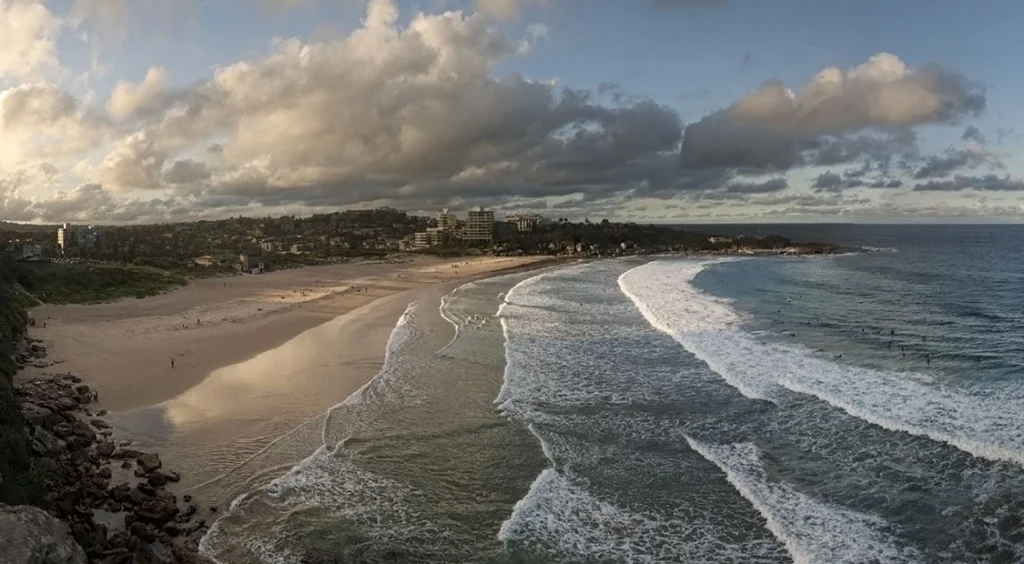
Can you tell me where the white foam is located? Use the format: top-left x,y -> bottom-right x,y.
618,259 -> 1024,468
685,437 -> 921,564
199,301 -> 422,563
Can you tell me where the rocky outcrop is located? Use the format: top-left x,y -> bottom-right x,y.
14,373 -> 213,563
0,504 -> 87,564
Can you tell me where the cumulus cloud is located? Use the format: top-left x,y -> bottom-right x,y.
87,0 -> 683,210
680,53 -> 985,173
107,67 -> 169,119
0,82 -> 110,164
0,0 -> 1009,222
0,0 -> 62,80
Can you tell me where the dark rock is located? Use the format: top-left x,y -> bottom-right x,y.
134,492 -> 179,525
66,436 -> 94,451
52,422 -> 75,438
90,418 -> 111,430
55,397 -> 79,411
130,542 -> 160,564
111,449 -> 141,460
117,440 -> 132,448
109,483 -> 132,503
158,470 -> 180,483
0,504 -> 87,563
107,531 -> 129,550
127,521 -> 156,543
126,489 -> 150,507
96,441 -> 116,457
162,522 -> 181,537
136,483 -> 156,497
100,550 -> 131,564
21,402 -> 53,426
71,523 -> 93,550
74,384 -> 91,396
146,472 -> 167,487
35,456 -> 59,475
121,461 -> 132,470
107,502 -> 123,513
31,425 -> 67,455
181,495 -> 192,503
97,467 -> 113,480
97,409 -> 108,416
56,497 -> 74,514
135,453 -> 161,474
74,422 -> 97,442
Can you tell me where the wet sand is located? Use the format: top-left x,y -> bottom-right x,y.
21,254 -> 559,507
21,255 -> 549,411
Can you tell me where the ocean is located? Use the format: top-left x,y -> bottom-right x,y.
199,225 -> 1024,563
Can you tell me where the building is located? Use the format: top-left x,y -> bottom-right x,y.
507,213 -> 544,232
413,227 -> 447,249
21,244 -> 42,260
438,208 -> 456,231
57,223 -> 103,255
464,207 -> 495,242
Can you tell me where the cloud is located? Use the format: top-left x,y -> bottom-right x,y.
912,144 -> 1004,179
89,0 -> 682,210
107,66 -> 169,119
725,177 -> 788,194
89,131 -> 167,191
679,53 -> 984,173
0,0 -> 1007,223
162,159 -> 210,185
912,174 -> 1024,192
961,125 -> 987,145
0,0 -> 62,80
0,82 -> 110,164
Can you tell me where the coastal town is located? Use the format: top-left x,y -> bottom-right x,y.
2,207 -> 834,271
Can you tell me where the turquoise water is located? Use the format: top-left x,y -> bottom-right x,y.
202,226 -> 1024,563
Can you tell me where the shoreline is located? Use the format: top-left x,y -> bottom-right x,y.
19,255 -> 561,412
9,254 -> 567,564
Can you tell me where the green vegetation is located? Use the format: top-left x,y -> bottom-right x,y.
17,261 -> 189,304
0,256 -> 41,505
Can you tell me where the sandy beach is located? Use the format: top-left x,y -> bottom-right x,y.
17,254 -> 556,505
21,255 -> 550,412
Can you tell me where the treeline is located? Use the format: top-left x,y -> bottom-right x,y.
0,255 -> 39,504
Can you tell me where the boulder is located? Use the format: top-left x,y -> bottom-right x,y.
136,453 -> 161,474
0,504 -> 87,564
90,419 -> 111,430
51,422 -> 75,438
127,521 -> 157,543
134,492 -> 179,525
21,402 -> 54,426
31,425 -> 67,455
96,441 -> 116,457
146,472 -> 167,487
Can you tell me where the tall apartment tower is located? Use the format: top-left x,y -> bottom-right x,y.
464,207 -> 495,242
438,208 -> 456,231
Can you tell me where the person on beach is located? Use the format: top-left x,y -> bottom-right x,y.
170,358 -> 175,368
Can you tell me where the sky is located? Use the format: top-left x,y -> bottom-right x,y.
2,0 -> 1024,224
